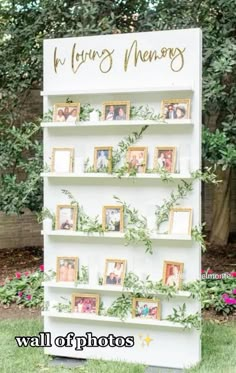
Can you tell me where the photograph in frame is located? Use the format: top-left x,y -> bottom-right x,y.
132,298 -> 161,320
103,259 -> 126,286
162,261 -> 184,290
102,205 -> 124,232
51,147 -> 74,173
168,207 -> 192,235
102,101 -> 130,121
94,147 -> 112,173
127,146 -> 148,173
55,204 -> 78,231
71,293 -> 99,314
53,103 -> 80,123
154,146 -> 176,173
56,256 -> 79,282
161,99 -> 191,120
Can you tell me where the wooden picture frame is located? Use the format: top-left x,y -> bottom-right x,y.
132,298 -> 161,320
56,256 -> 79,282
103,258 -> 126,286
55,204 -> 78,231
102,101 -> 130,121
94,147 -> 112,173
71,293 -> 99,314
51,147 -> 74,173
154,146 -> 176,173
168,207 -> 192,235
161,99 -> 191,120
126,146 -> 148,173
162,261 -> 184,290
53,102 -> 80,123
102,205 -> 124,232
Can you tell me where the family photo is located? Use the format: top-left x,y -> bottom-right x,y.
56,257 -> 78,282
104,259 -> 126,286
161,99 -> 190,120
127,147 -> 147,173
155,147 -> 176,173
56,205 -> 77,231
72,294 -> 99,314
94,147 -> 112,173
103,101 -> 130,121
133,298 -> 160,320
163,261 -> 184,290
103,206 -> 123,232
53,103 -> 80,123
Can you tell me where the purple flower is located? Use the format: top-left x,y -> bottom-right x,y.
225,297 -> 236,305
18,291 -> 23,297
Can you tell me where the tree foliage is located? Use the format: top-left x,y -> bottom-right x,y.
0,0 -> 235,215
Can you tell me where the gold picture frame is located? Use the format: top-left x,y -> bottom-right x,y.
103,258 -> 126,286
56,256 -> 79,282
162,261 -> 184,290
102,205 -> 124,232
132,298 -> 161,320
71,293 -> 99,314
102,101 -> 130,121
127,146 -> 148,173
154,146 -> 176,173
161,99 -> 191,120
53,102 -> 80,123
51,147 -> 74,173
168,207 -> 192,235
94,147 -> 113,173
55,204 -> 78,231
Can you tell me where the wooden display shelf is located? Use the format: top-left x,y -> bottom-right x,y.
41,119 -> 193,128
42,311 -> 189,329
41,172 -> 193,180
42,281 -> 192,298
42,230 -> 192,241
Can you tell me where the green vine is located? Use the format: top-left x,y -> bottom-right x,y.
52,297 -> 71,313
191,166 -> 221,184
130,105 -> 163,121
75,266 -> 89,285
166,304 -> 201,330
191,224 -> 207,252
106,294 -> 132,320
113,196 -> 152,254
36,208 -> 55,229
147,167 -> 174,182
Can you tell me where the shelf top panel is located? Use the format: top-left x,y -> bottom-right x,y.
41,172 -> 193,180
42,311 -> 188,329
42,230 -> 192,241
41,86 -> 194,96
41,119 -> 193,128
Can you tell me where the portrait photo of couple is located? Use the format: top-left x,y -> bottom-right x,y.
127,147 -> 147,173
56,257 -> 78,282
161,99 -> 190,120
103,259 -> 126,286
53,103 -> 80,123
103,101 -> 130,121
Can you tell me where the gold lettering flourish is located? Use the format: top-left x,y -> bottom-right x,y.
53,47 -> 66,73
124,40 -> 185,73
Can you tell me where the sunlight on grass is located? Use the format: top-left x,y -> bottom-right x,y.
0,318 -> 235,373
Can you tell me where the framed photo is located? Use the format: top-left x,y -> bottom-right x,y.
53,103 -> 80,123
168,207 -> 192,235
94,147 -> 112,173
103,259 -> 126,286
154,147 -> 176,173
55,204 -> 77,231
161,99 -> 191,120
132,298 -> 161,320
162,261 -> 184,289
51,147 -> 74,173
102,205 -> 124,232
72,293 -> 99,314
56,257 -> 79,282
102,101 -> 130,121
127,146 -> 148,173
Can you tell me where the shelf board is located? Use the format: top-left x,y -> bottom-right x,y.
42,311 -> 188,329
42,230 -> 192,241
42,281 -> 191,298
41,172 -> 193,180
41,86 -> 193,96
41,119 -> 193,128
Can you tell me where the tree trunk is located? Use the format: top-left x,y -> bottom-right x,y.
210,167 -> 231,245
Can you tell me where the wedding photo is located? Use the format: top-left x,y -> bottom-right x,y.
154,147 -> 176,173
127,146 -> 148,173
55,204 -> 77,231
102,205 -> 124,232
94,147 -> 112,173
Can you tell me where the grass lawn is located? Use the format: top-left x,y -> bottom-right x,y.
0,319 -> 235,373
